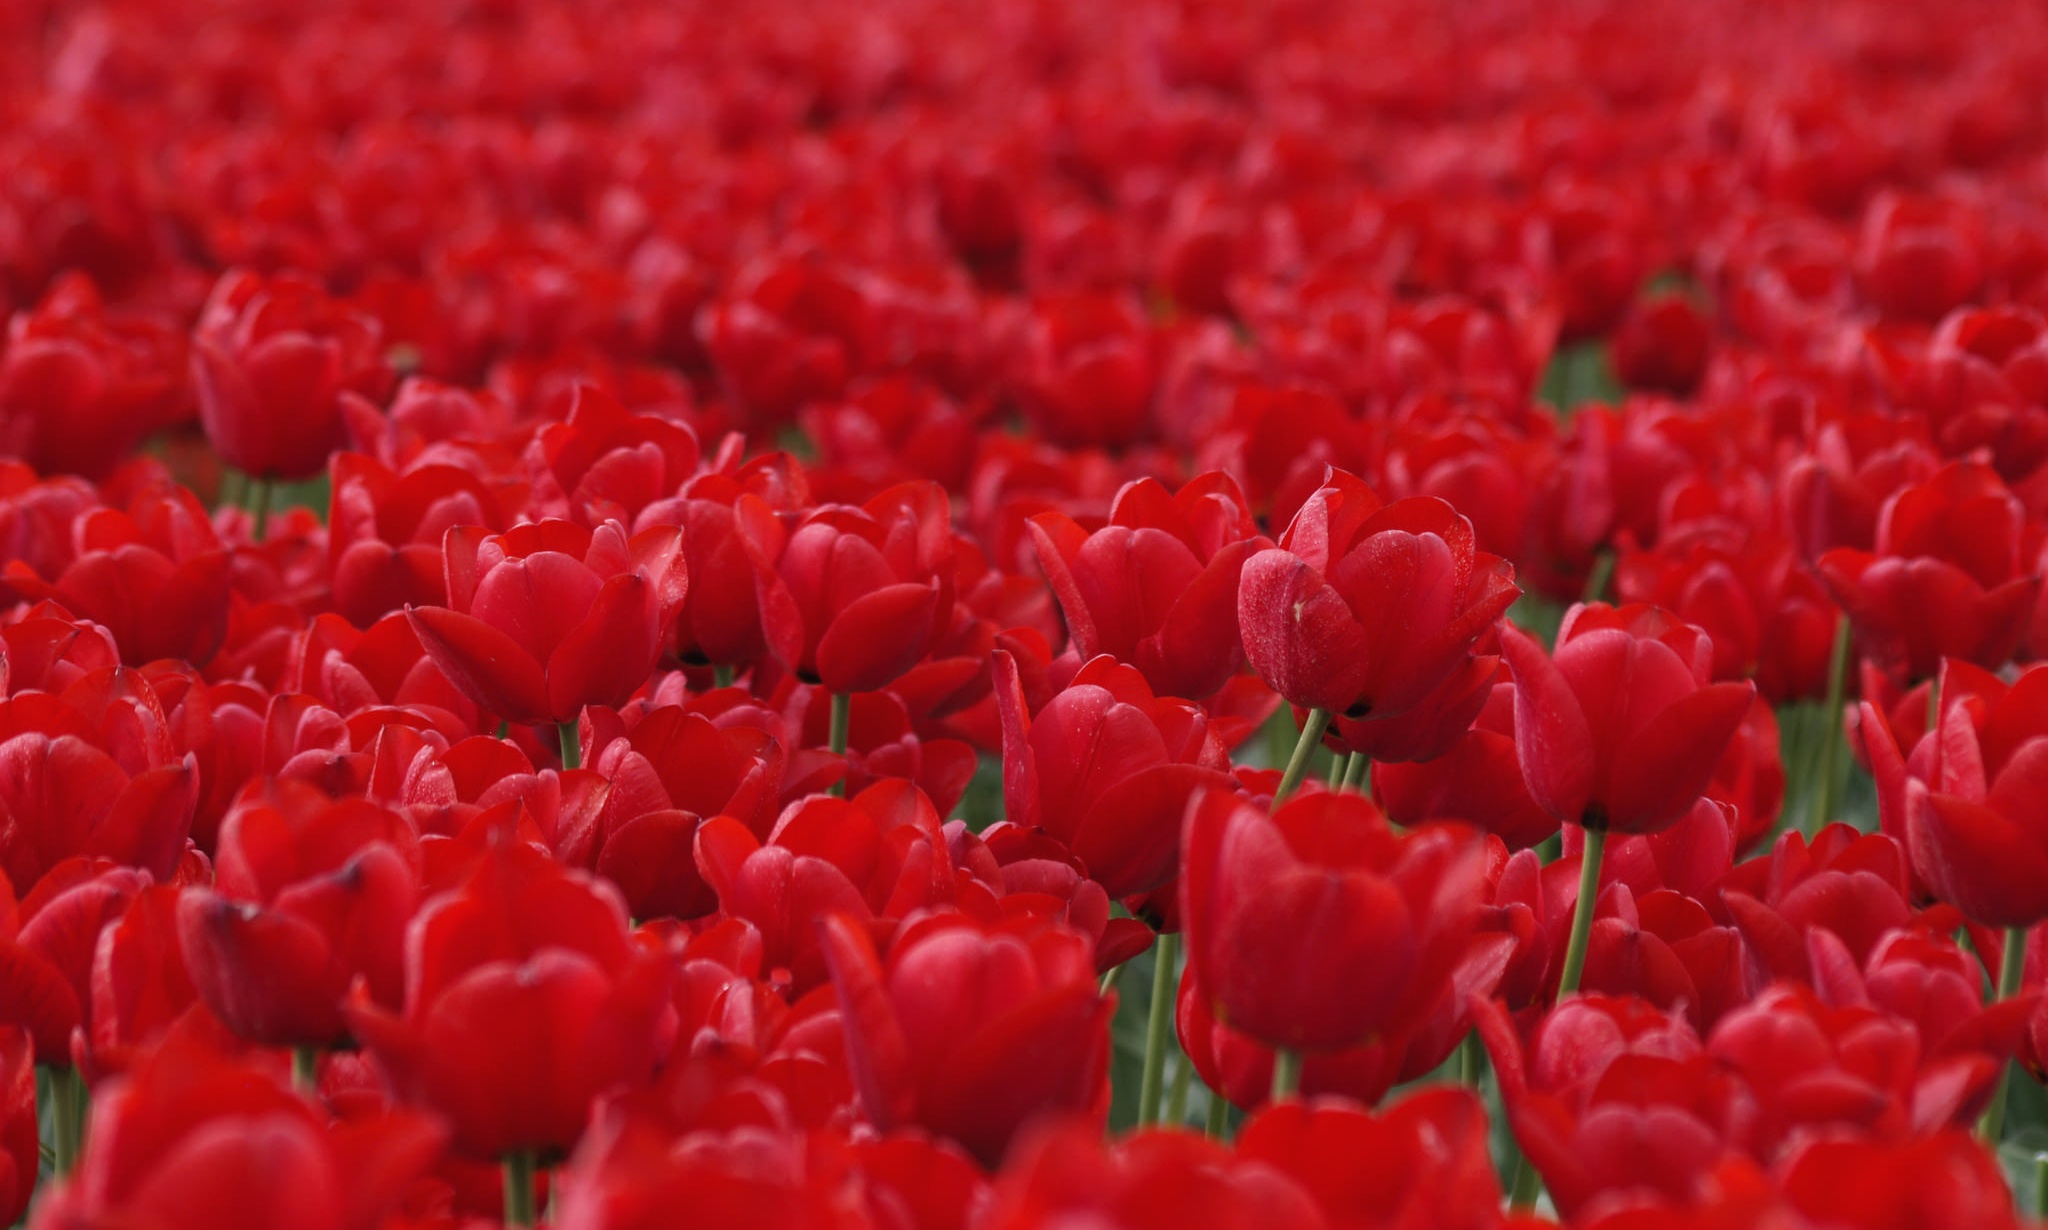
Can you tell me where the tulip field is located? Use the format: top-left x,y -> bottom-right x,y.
7,0 -> 2048,1224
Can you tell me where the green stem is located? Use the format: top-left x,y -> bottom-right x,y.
292,1046 -> 319,1094
1509,1153 -> 1544,1212
1099,962 -> 1127,995
1341,751 -> 1368,793
503,1150 -> 538,1227
1582,548 -> 1616,605
827,691 -> 852,798
713,663 -> 736,689
1137,933 -> 1179,1127
2036,1152 -> 2048,1220
1458,1030 -> 1482,1087
218,468 -> 247,513
1928,671 -> 1944,734
1557,827 -> 1608,1000
1327,754 -> 1346,789
1166,1048 -> 1192,1127
50,1064 -> 83,1177
246,476 -> 271,543
1274,709 -> 1331,806
1808,614 -> 1853,836
1205,1088 -> 1230,1139
557,718 -> 582,771
1270,1049 -> 1303,1103
1981,926 -> 2029,1143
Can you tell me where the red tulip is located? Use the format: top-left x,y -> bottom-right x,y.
407,518 -> 686,727
347,835 -> 672,1159
327,454 -> 512,627
80,884 -> 197,1082
1611,291 -> 1713,395
191,269 -> 393,480
1238,470 -> 1518,719
1905,687 -> 2048,928
1028,472 -> 1266,701
1372,681 -> 1558,851
0,716 -> 198,892
529,384 -> 701,528
177,781 -> 420,1048
1,483 -> 233,669
1177,931 -> 1514,1111
1478,993 -> 1746,1221
1817,461 -> 2039,684
0,274 -> 187,481
1501,603 -> 1755,834
1235,1090 -> 1505,1230
994,653 -> 1232,899
773,481 -> 955,694
0,1026 -> 29,1227
977,1120 -> 1325,1230
821,910 -> 1113,1167
0,859 -> 146,1065
1180,789 -> 1486,1052
33,1017 -> 444,1230
1014,292 -> 1158,449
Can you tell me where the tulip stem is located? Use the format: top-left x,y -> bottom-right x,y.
1808,613 -> 1852,835
1509,1153 -> 1544,1212
1582,548 -> 1615,604
713,664 -> 736,689
1981,926 -> 2029,1143
50,1064 -> 83,1176
557,719 -> 582,771
246,475 -> 271,543
1341,751 -> 1369,795
1205,1087 -> 1230,1139
503,1150 -> 538,1227
1137,933 -> 1179,1127
1458,1030 -> 1482,1086
292,1046 -> 318,1094
1274,709 -> 1331,805
827,692 -> 852,797
1166,1048 -> 1192,1127
1270,1049 -> 1302,1103
1557,826 -> 1607,999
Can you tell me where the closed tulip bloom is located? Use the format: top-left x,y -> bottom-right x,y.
1180,789 -> 1486,1053
190,269 -> 393,481
347,837 -> 672,1159
993,652 -> 1233,899
820,910 -> 1113,1167
1906,678 -> 2048,928
176,781 -> 419,1048
1501,603 -> 1755,834
774,481 -> 954,694
1237,469 -> 1518,719
1818,461 -> 2039,684
1028,472 -> 1267,701
32,1019 -> 443,1230
407,519 -> 686,726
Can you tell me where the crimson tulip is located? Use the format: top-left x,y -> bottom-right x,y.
407,518 -> 686,730
190,269 -> 394,481
1238,470 -> 1518,720
177,781 -> 419,1048
1180,788 -> 1486,1053
1818,461 -> 2039,683
347,835 -> 672,1159
772,481 -> 954,695
32,1017 -> 444,1230
1028,472 -> 1265,701
1501,603 -> 1756,835
821,910 -> 1113,1167
994,652 -> 1232,899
